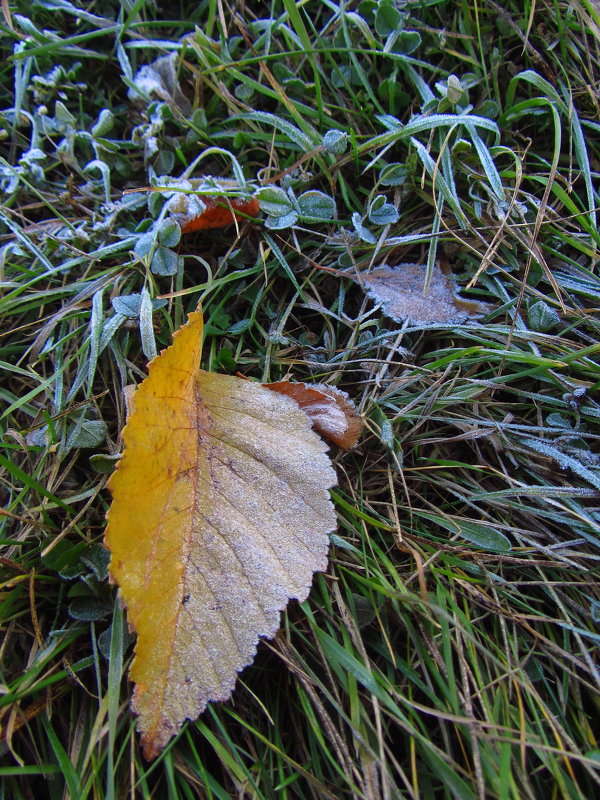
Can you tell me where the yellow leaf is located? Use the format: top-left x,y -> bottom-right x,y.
105,311 -> 337,759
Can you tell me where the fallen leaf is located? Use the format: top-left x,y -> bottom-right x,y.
266,382 -> 362,449
105,311 -> 337,759
128,53 -> 191,115
179,194 -> 260,233
359,263 -> 490,325
163,178 -> 260,233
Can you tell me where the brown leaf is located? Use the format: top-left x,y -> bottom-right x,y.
265,381 -> 361,449
360,263 -> 490,325
179,195 -> 260,233
164,178 -> 260,233
105,311 -> 337,759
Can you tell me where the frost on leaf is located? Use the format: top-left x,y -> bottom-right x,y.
359,263 -> 490,325
104,311 -> 337,759
178,194 -> 260,233
266,381 -> 362,450
164,177 -> 260,233
128,53 -> 191,115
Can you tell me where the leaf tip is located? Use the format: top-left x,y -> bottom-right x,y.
265,381 -> 362,449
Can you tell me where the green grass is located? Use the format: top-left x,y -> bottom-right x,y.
1,0 -> 600,797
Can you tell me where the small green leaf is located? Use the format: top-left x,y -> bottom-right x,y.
369,195 -> 386,214
375,0 -> 403,36
392,30 -> 421,54
112,293 -> 167,317
446,75 -> 466,105
150,246 -> 179,276
66,419 -> 107,450
89,453 -> 121,474
148,191 -> 165,218
81,545 -> 111,581
216,348 -> 237,372
135,217 -> 155,233
68,598 -> 113,621
112,295 -> 141,317
133,231 -> 155,258
380,163 -> 409,186
54,100 -> 76,125
331,65 -> 360,87
368,195 -> 399,225
528,300 -> 560,332
454,521 -> 511,552
228,319 -> 252,334
91,109 -> 114,137
416,512 -> 511,552
352,212 -> 376,243
546,413 -> 572,429
476,99 -> 499,119
297,190 -> 336,221
256,186 -> 294,217
358,0 -> 377,25
264,210 -> 299,229
156,218 -> 181,248
452,138 -> 472,156
234,83 -> 255,102
155,150 -> 175,176
323,129 -> 348,155
42,540 -> 88,574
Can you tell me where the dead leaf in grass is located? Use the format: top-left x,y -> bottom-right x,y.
266,381 -> 362,450
179,194 -> 260,233
105,311 -> 337,759
128,53 -> 191,115
360,263 -> 490,325
164,178 -> 260,233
